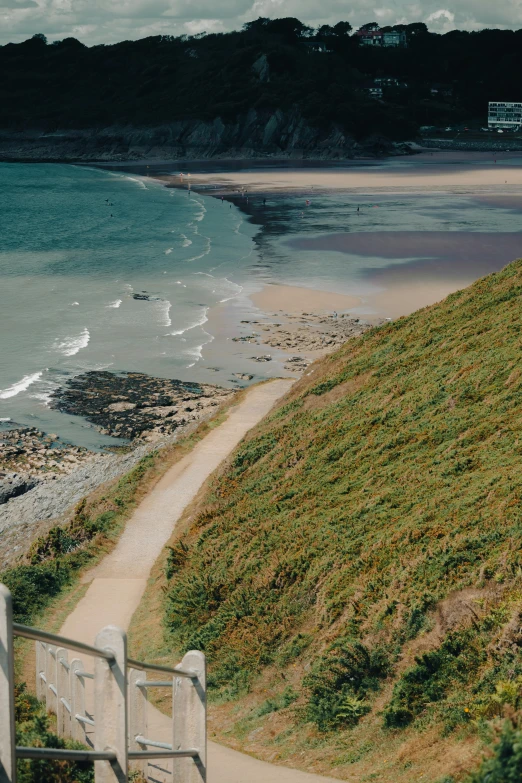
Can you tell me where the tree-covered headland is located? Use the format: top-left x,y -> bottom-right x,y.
2,17 -> 522,140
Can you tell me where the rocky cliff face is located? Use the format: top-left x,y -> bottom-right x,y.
0,109 -> 413,162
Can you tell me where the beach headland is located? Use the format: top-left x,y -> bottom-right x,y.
136,150 -> 522,321
5,150 -> 522,565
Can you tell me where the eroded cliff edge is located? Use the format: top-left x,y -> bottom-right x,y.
0,110 -> 415,162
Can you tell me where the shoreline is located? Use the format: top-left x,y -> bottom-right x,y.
4,150 -> 522,554
1,284 -> 371,560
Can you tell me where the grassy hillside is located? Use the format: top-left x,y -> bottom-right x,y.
147,260 -> 522,781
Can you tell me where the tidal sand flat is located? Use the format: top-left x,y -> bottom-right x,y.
4,152 -> 522,542
173,151 -> 522,322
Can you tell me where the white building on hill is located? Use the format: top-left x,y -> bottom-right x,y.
488,102 -> 522,129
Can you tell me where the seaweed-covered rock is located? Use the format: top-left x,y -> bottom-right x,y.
50,370 -> 234,440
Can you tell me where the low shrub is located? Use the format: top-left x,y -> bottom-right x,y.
469,721 -> 522,782
304,640 -> 391,730
15,683 -> 93,783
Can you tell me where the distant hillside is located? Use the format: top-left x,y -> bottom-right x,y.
2,19 -> 522,159
148,260 -> 522,781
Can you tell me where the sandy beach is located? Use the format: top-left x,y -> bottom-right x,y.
151,151 -> 522,322
250,283 -> 360,313
5,150 -> 522,558
160,153 -> 522,195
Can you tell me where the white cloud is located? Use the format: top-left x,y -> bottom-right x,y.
1,0 -> 522,45
0,0 -> 38,7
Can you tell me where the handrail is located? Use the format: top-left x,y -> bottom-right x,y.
16,747 -> 116,762
136,679 -> 173,687
129,749 -> 198,759
13,623 -> 115,662
1,584 -> 207,783
135,735 -> 172,750
127,656 -> 196,678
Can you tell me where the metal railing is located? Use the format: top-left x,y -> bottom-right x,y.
0,584 -> 206,782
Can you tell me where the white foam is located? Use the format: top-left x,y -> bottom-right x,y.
0,418 -> 11,422
30,392 -> 53,406
125,175 -> 148,190
192,197 -> 207,222
107,299 -> 122,308
0,371 -> 45,399
70,301 -> 80,306
167,307 -> 209,337
183,329 -> 214,365
156,300 -> 172,327
165,248 -> 173,255
55,328 -> 90,357
180,234 -> 193,247
219,278 -> 244,303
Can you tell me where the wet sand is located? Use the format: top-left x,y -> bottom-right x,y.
287,231 -> 522,317
170,158 -> 522,195
123,150 -> 522,328
250,284 -> 360,313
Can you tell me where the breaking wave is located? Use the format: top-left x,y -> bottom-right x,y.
0,371 -> 45,399
55,328 -> 90,357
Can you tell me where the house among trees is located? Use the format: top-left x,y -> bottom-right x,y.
356,24 -> 407,47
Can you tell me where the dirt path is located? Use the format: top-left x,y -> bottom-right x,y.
58,380 -> 338,782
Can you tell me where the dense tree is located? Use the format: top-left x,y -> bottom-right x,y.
333,21 -> 353,36
1,20 -> 522,140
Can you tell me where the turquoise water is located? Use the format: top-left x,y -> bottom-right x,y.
0,164 -> 257,446
3,160 -> 522,447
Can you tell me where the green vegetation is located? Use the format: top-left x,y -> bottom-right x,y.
1,453 -> 157,624
15,684 -> 93,783
1,457 -> 158,782
3,18 -> 522,139
1,408 -> 232,783
156,259 -> 522,780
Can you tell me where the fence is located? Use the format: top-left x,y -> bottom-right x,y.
0,584 -> 206,783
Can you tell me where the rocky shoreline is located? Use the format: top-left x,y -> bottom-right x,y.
235,311 -> 380,373
50,371 -> 235,441
0,427 -> 100,510
0,305 -> 379,567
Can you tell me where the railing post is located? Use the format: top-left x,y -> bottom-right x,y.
128,669 -> 147,777
0,585 -> 16,783
70,659 -> 87,744
172,651 -> 207,783
35,641 -> 46,701
45,644 -> 57,714
94,626 -> 127,783
56,648 -> 70,738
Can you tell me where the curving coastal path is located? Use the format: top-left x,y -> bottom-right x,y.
59,379 -> 338,783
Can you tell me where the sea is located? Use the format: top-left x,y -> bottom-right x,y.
2,159 -> 522,448
0,163 -> 259,447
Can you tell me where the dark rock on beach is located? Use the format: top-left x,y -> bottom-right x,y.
0,426 -> 95,477
50,370 -> 235,441
0,473 -> 38,505
132,292 -> 162,301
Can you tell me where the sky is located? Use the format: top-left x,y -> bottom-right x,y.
1,0 -> 522,47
